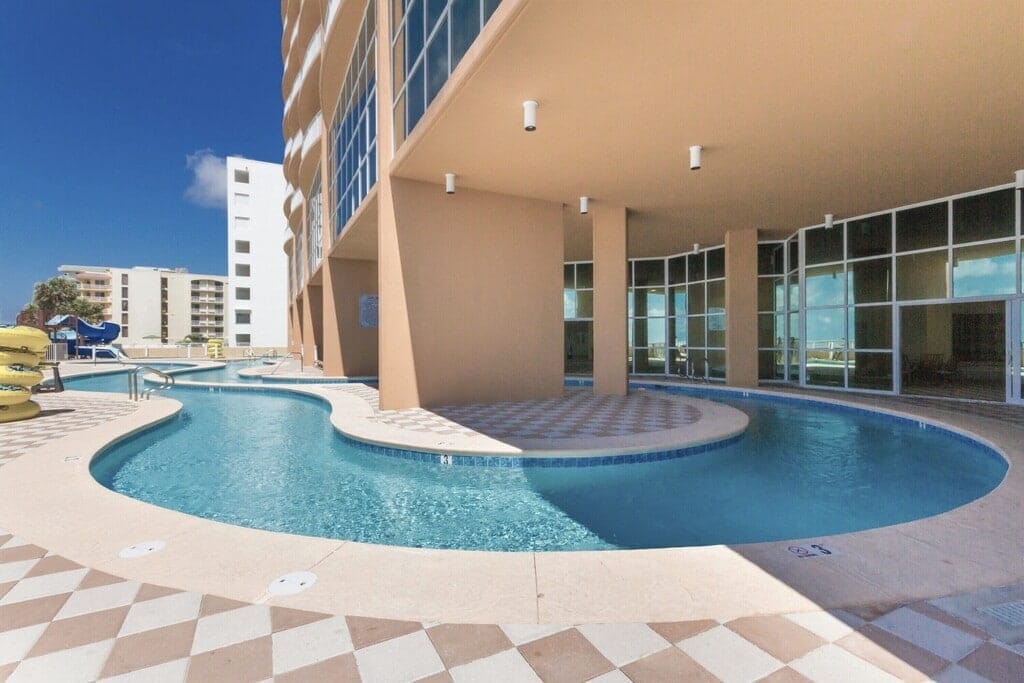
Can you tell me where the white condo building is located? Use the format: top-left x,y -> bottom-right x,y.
226,157 -> 288,348
57,265 -> 227,344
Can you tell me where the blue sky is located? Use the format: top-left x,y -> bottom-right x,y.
0,1 -> 283,323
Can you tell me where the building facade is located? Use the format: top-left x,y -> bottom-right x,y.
58,265 -> 227,345
226,157 -> 289,348
281,0 -> 1024,407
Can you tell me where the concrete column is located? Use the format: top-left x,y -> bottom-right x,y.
322,257 -> 379,377
725,228 -> 759,387
290,300 -> 303,354
300,286 -> 323,365
592,203 -> 628,396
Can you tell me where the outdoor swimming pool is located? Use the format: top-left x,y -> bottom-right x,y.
71,371 -> 1008,551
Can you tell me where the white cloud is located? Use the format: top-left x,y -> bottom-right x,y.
184,149 -> 226,208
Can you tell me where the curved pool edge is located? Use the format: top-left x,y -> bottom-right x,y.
0,385 -> 1021,623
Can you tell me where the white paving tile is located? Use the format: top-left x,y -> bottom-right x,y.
789,644 -> 901,683
0,624 -> 48,667
190,604 -> 272,655
55,581 -> 140,620
0,536 -> 32,550
271,616 -> 353,675
575,623 -> 670,667
873,606 -> 984,661
499,624 -> 569,645
353,630 -> 444,683
449,647 -> 541,683
0,559 -> 41,584
784,610 -> 860,642
587,671 -> 632,683
677,625 -> 783,682
98,657 -> 189,683
0,568 -> 89,606
8,638 -> 116,683
118,592 -> 203,637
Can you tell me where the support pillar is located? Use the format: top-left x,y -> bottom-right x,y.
725,228 -> 759,387
592,204 -> 628,396
301,286 -> 323,365
322,257 -> 379,377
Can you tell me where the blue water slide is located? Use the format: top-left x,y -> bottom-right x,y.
76,319 -> 120,344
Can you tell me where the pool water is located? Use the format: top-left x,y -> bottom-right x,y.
75,374 -> 1008,551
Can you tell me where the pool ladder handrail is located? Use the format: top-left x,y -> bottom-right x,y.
269,350 -> 304,375
127,365 -> 175,401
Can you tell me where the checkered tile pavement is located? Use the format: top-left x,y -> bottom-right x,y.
1,533 -> 1022,682
0,394 -> 138,466
330,386 -> 701,439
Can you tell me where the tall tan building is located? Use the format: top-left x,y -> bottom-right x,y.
58,265 -> 227,345
283,0 -> 1024,408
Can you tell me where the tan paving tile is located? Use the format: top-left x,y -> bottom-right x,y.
757,666 -> 813,682
27,605 -> 128,657
0,661 -> 17,680
100,619 -> 197,678
907,601 -> 991,641
647,620 -> 719,644
619,645 -> 718,682
518,628 -> 615,683
134,583 -> 182,603
186,635 -> 273,683
23,555 -> 83,578
426,623 -> 514,669
275,652 -> 361,682
958,642 -> 1024,682
198,594 -> 249,617
78,569 -> 125,590
0,544 -> 46,564
836,624 -> 949,681
270,605 -> 330,633
0,535 -> 12,547
0,581 -> 14,602
346,615 -> 422,650
0,592 -> 71,632
726,615 -> 825,662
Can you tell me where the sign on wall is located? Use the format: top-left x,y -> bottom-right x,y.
359,294 -> 378,328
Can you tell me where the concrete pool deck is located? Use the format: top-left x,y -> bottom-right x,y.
1,373 -> 1023,679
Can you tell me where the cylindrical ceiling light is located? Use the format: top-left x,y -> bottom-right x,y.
1015,169 -> 1024,189
689,145 -> 703,171
522,100 -> 538,132
579,196 -> 589,214
824,213 -> 834,229
445,173 -> 456,194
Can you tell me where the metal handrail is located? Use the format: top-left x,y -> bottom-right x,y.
270,350 -> 304,375
127,365 -> 176,401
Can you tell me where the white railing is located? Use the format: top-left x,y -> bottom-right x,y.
45,342 -> 68,362
284,27 -> 323,114
301,113 -> 323,161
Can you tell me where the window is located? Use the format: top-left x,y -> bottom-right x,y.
121,327 -> 128,337
121,313 -> 128,324
235,264 -> 251,277
235,240 -> 250,254
121,274 -> 128,285
234,216 -> 249,230
235,334 -> 251,346
121,287 -> 128,298
233,169 -> 250,184
234,193 -> 250,207
235,287 -> 250,301
235,311 -> 251,325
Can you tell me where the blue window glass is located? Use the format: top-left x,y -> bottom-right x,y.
426,21 -> 449,105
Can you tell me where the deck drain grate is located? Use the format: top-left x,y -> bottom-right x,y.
980,600 -> 1024,626
119,540 -> 166,558
267,571 -> 317,596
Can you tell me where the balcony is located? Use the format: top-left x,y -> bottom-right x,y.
298,112 -> 323,190
284,26 -> 323,134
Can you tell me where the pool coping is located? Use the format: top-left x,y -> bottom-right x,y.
1,380 -> 1022,623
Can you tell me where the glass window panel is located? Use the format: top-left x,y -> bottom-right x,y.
627,289 -> 634,317
758,277 -> 783,312
668,256 -> 686,284
896,250 -> 948,300
688,282 -> 705,315
849,305 -> 892,350
669,347 -> 687,375
952,189 -> 1015,244
632,288 -> 665,317
848,351 -> 893,391
406,64 -> 425,133
896,202 -> 948,252
670,317 -> 687,347
425,21 -> 448,105
687,252 -> 705,281
805,308 -> 844,386
805,225 -> 844,265
575,291 -> 593,318
633,259 -> 664,286
848,257 -> 892,304
483,0 -> 500,21
706,248 -> 725,279
634,348 -> 666,374
451,0 -> 480,67
392,28 -> 406,93
564,320 -> 593,374
688,315 -> 706,347
847,213 -> 892,259
707,313 -> 726,347
707,350 -> 726,379
405,0 -> 424,73
563,264 -> 574,288
953,241 -> 1017,297
707,280 -> 725,312
759,349 -> 786,380
758,243 -> 785,275
646,318 -> 666,355
563,289 -> 576,319
669,285 -> 686,316
805,265 -> 845,307
575,262 -> 593,288
688,348 -> 707,378
787,278 -> 799,311
787,239 -> 799,272
758,313 -> 779,348
426,0 -> 446,32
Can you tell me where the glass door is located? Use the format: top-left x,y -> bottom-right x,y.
1009,299 -> 1024,404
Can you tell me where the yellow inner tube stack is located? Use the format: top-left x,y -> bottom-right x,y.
0,326 -> 50,423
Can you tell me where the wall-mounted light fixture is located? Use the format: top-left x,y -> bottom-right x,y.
1015,169 -> 1024,190
522,100 -> 538,132
579,196 -> 589,214
824,213 -> 834,229
693,242 -> 700,253
689,145 -> 703,171
445,173 -> 456,194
